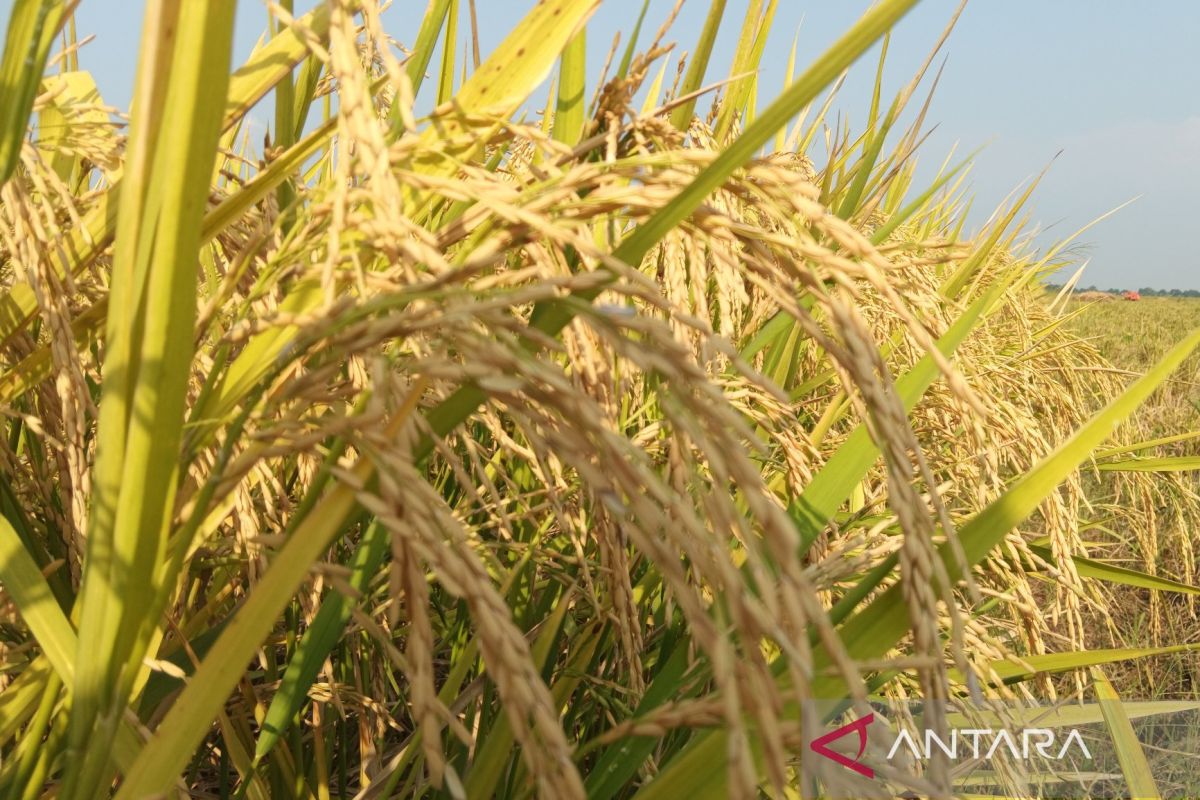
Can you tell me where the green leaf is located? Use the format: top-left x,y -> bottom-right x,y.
464,588 -> 576,798
1096,456 -> 1200,472
713,0 -> 777,142
0,1 -> 340,353
252,521 -> 389,763
553,26 -> 587,144
205,0 -> 601,442
0,659 -> 54,743
436,0 -> 459,105
270,0 -> 297,224
116,379 -> 426,798
223,3 -> 337,126
114,459 -> 372,799
1092,667 -> 1162,800
435,0 -> 596,118
942,700 -> 1200,730
827,326 -> 1200,680
0,520 -> 146,775
614,0 -> 650,80
584,640 -> 696,800
957,644 -> 1200,685
387,0 -> 452,133
0,0 -> 66,183
1094,430 -> 1200,459
867,146 -> 979,245
37,70 -> 114,181
1027,544 -> 1200,596
669,0 -> 728,130
525,0 -> 923,344
0,515 -> 76,685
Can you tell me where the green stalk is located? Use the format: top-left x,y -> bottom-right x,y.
63,0 -> 238,795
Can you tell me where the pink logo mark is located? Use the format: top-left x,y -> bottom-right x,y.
809,713 -> 875,778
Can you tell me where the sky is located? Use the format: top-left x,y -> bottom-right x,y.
8,0 -> 1199,289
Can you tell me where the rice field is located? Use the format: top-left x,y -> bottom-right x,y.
1,1 -> 1199,798
1064,295 -> 1200,425
1055,294 -> 1200,798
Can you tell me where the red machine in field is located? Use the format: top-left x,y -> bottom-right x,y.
1122,290 -> 1141,301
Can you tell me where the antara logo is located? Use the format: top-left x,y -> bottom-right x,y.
887,727 -> 1093,761
809,713 -> 876,778
809,713 -> 1095,779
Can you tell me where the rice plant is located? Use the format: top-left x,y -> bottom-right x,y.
1,0 -> 1198,797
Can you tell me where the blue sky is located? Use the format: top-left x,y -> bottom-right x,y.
12,1 -> 1199,288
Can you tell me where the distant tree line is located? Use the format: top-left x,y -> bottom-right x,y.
1043,284 -> 1200,297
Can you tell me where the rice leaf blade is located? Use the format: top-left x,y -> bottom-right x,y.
965,645 -> 1200,685
252,521 -> 389,764
0,0 -> 66,183
0,516 -> 76,684
1092,667 -> 1162,800
1028,545 -> 1200,596
553,27 -> 587,144
669,0 -> 728,130
1096,456 -> 1200,472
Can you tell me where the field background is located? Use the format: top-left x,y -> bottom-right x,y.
1064,293 -> 1200,445
1062,292 -> 1200,652
1058,294 -> 1200,796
